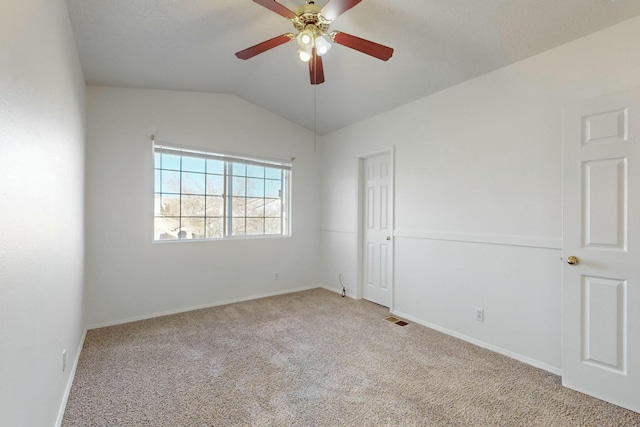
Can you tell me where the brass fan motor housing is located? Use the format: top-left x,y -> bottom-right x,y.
292,1 -> 331,35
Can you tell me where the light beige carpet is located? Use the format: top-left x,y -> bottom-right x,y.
63,288 -> 640,426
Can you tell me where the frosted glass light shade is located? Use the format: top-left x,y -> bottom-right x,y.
298,48 -> 312,62
315,36 -> 331,56
297,29 -> 314,48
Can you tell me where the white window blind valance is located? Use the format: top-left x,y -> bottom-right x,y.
154,143 -> 292,171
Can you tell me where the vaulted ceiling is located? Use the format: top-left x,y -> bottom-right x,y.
67,0 -> 640,134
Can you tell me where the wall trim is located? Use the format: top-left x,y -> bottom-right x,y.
86,285 -> 321,330
320,225 -> 356,234
393,229 -> 562,250
55,328 -> 87,427
393,309 -> 562,376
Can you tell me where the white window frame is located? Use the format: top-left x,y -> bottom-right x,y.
154,143 -> 292,241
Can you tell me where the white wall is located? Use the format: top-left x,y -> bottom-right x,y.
84,87 -> 320,326
320,16 -> 640,372
0,0 -> 86,425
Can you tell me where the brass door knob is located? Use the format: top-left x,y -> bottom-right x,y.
567,256 -> 579,265
386,236 -> 391,241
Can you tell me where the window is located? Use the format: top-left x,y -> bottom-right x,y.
154,144 -> 291,241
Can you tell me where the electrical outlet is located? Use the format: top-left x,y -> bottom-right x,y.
274,273 -> 279,280
62,349 -> 67,372
475,308 -> 484,322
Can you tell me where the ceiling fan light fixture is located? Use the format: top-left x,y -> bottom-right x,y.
235,0 -> 394,85
315,35 -> 331,56
298,47 -> 312,62
297,28 -> 315,48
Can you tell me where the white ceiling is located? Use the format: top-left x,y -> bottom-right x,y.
67,0 -> 640,135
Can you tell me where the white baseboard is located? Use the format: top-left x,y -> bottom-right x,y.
55,328 -> 87,427
55,289 -> 559,426
392,310 -> 562,376
87,285 -> 321,330
320,283 -> 356,299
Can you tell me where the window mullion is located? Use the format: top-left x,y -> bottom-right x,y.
225,162 -> 232,237
244,170 -> 247,236
203,160 -> 207,238
280,169 -> 284,235
179,155 -> 183,239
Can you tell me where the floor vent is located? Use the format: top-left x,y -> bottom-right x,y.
384,316 -> 409,326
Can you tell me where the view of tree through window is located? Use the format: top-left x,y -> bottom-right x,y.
154,145 -> 291,240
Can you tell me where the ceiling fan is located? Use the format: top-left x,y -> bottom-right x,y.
235,0 -> 394,85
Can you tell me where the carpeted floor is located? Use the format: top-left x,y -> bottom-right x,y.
63,288 -> 640,426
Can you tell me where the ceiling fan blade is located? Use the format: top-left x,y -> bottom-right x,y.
331,31 -> 393,61
309,48 -> 325,85
321,0 -> 361,21
235,33 -> 293,60
253,0 -> 297,19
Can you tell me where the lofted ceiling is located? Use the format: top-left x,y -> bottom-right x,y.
67,0 -> 640,135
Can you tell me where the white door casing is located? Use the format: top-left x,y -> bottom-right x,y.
361,152 -> 393,307
562,89 -> 640,413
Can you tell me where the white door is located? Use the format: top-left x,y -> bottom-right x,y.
562,89 -> 640,412
362,153 -> 393,307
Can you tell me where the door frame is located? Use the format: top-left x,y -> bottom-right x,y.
356,147 -> 395,310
